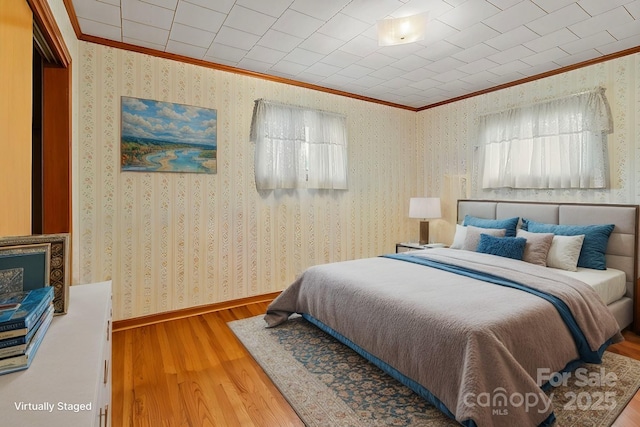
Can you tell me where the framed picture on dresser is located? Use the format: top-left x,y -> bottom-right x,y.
0,243 -> 50,294
0,234 -> 70,314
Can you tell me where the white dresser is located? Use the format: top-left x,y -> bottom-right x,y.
0,281 -> 112,427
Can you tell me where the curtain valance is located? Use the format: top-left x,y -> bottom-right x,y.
478,88 -> 612,189
479,88 -> 612,142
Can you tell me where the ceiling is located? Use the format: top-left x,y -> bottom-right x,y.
68,0 -> 640,109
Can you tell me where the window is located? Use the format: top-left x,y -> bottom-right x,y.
478,88 -> 612,189
250,99 -> 348,190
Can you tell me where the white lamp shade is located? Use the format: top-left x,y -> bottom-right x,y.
377,13 -> 428,47
409,197 -> 441,219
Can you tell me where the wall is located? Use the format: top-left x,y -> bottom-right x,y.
418,53 -> 640,244
77,42 -> 419,320
72,26 -> 640,321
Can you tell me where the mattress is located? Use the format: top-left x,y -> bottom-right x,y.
551,267 -> 626,305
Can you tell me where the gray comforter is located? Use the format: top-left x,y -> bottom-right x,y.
264,248 -> 623,427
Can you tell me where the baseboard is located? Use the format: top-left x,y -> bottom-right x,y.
112,291 -> 281,332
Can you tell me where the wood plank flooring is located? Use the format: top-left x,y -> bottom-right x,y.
112,302 -> 303,427
113,302 -> 640,426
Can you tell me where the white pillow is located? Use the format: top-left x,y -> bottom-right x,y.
450,224 -> 467,249
546,234 -> 585,272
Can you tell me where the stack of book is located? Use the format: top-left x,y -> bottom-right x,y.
0,286 -> 54,375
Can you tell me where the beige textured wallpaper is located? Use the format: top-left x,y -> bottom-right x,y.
418,52 -> 640,245
77,42 -> 419,320
77,41 -> 640,321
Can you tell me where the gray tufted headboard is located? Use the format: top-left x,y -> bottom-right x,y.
457,199 -> 639,331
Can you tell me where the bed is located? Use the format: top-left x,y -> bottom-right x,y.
265,200 -> 639,427
456,200 -> 638,331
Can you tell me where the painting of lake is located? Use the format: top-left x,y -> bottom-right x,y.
121,96 -> 217,174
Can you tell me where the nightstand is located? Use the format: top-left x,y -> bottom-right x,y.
395,243 -> 447,253
396,242 -> 427,253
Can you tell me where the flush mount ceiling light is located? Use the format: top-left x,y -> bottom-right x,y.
377,12 -> 428,47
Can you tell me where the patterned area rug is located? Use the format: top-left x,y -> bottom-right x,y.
228,315 -> 640,427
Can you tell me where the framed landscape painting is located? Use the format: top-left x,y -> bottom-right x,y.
121,96 -> 217,174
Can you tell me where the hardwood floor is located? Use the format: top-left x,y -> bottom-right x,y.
609,331 -> 640,426
113,302 -> 640,426
112,302 -> 303,427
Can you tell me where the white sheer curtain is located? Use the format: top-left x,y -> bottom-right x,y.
478,88 -> 613,189
250,99 -> 348,190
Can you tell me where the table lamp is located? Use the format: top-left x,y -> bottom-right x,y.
409,197 -> 441,245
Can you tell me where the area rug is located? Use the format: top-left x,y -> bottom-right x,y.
228,315 -> 640,426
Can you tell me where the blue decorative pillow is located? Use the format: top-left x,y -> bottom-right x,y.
476,234 -> 527,260
521,219 -> 614,270
463,215 -> 519,237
